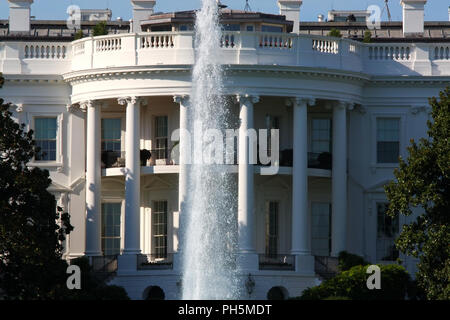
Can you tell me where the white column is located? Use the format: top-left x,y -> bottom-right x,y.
289,97 -> 315,274
331,101 -> 351,257
118,96 -> 141,256
173,95 -> 189,271
174,95 -> 189,218
84,100 -> 102,256
237,94 -> 259,270
290,97 -> 314,255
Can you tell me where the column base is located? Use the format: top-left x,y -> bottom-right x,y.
293,254 -> 315,275
237,252 -> 259,272
118,254 -> 138,273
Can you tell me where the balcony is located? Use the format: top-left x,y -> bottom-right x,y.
2,31 -> 449,77
137,253 -> 173,270
258,254 -> 295,271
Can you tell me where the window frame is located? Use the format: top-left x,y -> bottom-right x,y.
101,201 -> 124,256
309,117 -> 332,154
27,112 -> 64,168
375,202 -> 400,261
376,117 -> 401,164
154,115 -> 169,160
370,113 -> 406,169
152,200 -> 169,259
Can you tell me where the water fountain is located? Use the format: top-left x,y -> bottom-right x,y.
181,0 -> 240,300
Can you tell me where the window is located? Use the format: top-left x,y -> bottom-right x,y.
101,203 -> 121,255
377,118 -> 400,163
311,118 -> 331,154
153,200 -> 168,259
265,201 -> 279,257
222,24 -> 240,31
311,202 -> 332,256
155,116 -> 168,160
101,119 -> 121,152
262,25 -> 283,33
101,118 -> 123,168
246,25 -> 254,32
34,117 -> 57,161
376,203 -> 399,261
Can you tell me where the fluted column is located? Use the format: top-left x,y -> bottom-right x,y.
237,94 -> 259,271
288,97 -> 315,274
118,96 -> 141,256
173,95 -> 189,272
290,97 -> 315,255
84,100 -> 102,256
331,101 -> 352,257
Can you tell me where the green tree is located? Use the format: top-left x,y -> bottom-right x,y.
92,21 -> 108,37
385,87 -> 450,300
363,30 -> 372,43
0,74 -> 128,300
327,28 -> 342,38
74,29 -> 84,40
0,74 -> 73,299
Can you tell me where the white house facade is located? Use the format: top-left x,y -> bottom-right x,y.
1,0 -> 449,300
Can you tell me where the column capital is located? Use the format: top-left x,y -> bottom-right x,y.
236,94 -> 260,105
335,100 -> 354,110
173,95 -> 190,106
118,96 -> 140,106
80,100 -> 101,111
285,97 -> 316,107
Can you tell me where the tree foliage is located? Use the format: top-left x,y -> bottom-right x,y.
297,264 -> 411,300
385,87 -> 450,300
0,76 -> 73,299
327,28 -> 342,38
0,74 -> 128,300
92,22 -> 108,37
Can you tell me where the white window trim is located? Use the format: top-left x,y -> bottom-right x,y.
26,111 -> 64,169
370,112 -> 406,169
151,199 -> 169,256
101,113 -> 126,152
101,199 -> 125,255
308,116 -> 332,153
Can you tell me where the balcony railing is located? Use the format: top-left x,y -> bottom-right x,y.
101,149 -> 173,168
137,253 -> 173,270
2,31 -> 449,76
258,254 -> 295,271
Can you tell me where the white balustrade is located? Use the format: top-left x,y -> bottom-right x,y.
23,43 -> 67,59
433,45 -> 450,60
139,33 -> 174,49
312,39 -> 339,54
368,45 -> 411,61
2,32 -> 449,76
95,37 -> 122,52
259,33 -> 294,49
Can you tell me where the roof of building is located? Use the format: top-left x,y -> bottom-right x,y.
0,8 -> 449,42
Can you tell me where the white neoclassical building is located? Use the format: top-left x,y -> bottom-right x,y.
1,0 -> 449,300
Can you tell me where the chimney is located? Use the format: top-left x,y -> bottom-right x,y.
278,0 -> 303,33
8,0 -> 33,34
400,0 -> 427,37
318,14 -> 324,22
131,0 -> 156,33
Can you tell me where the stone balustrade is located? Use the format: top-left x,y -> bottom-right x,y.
0,31 -> 449,76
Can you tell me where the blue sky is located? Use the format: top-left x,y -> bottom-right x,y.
0,0 -> 449,22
